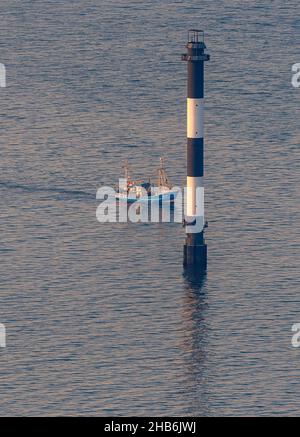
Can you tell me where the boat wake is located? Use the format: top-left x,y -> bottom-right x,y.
0,181 -> 94,200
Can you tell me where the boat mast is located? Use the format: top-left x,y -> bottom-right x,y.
121,160 -> 133,193
123,160 -> 131,181
157,157 -> 171,189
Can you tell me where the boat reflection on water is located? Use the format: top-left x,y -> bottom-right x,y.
116,193 -> 182,223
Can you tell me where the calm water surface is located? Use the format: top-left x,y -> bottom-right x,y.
0,0 -> 299,416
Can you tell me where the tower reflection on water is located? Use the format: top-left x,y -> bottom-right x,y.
182,267 -> 210,415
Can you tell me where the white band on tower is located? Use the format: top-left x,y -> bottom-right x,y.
187,98 -> 204,139
186,176 -> 204,217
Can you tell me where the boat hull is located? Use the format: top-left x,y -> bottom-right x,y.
116,189 -> 179,204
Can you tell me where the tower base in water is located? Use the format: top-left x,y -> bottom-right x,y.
183,232 -> 207,270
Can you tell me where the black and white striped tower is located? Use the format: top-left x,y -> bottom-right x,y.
182,30 -> 210,269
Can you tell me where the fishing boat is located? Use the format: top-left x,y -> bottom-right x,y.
115,158 -> 179,203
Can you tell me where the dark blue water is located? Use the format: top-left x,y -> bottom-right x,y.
0,0 -> 299,416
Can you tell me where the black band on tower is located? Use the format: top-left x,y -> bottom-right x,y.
188,62 -> 204,98
187,138 -> 204,177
